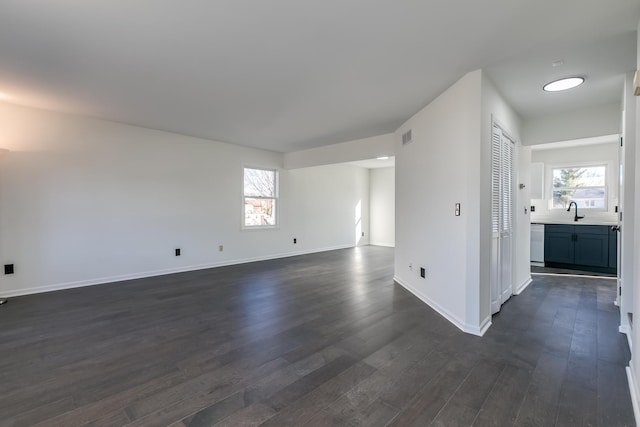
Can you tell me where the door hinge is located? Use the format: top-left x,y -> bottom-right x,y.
620,211 -> 623,222
621,137 -> 624,147
620,286 -> 622,296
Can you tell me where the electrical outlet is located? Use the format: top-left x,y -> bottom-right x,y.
420,267 -> 426,278
409,263 -> 413,271
175,248 -> 181,256
530,205 -> 536,212
455,203 -> 461,216
219,245 -> 224,252
4,264 -> 14,275
293,238 -> 297,244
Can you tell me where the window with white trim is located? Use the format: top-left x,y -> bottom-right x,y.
243,167 -> 278,227
551,165 -> 606,210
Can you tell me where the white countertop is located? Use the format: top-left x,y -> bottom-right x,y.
530,218 -> 617,226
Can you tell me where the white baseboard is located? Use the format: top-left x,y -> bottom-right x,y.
1,244 -> 354,298
620,325 -> 633,351
393,276 -> 490,336
626,365 -> 640,427
514,276 -> 533,295
530,272 -> 617,280
469,315 -> 492,336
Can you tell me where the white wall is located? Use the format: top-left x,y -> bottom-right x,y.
369,167 -> 395,247
523,103 -> 621,146
516,145 -> 532,294
0,102 -> 370,296
627,20 -> 640,420
620,73 -> 637,338
394,70 -> 522,335
481,73 -> 526,314
530,142 -> 620,224
288,164 -> 370,249
394,70 -> 484,334
284,133 -> 395,169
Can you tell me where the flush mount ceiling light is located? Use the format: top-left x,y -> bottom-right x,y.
543,77 -> 585,92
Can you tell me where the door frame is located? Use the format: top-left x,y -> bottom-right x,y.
490,119 -> 516,314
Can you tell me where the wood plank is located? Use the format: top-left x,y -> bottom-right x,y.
514,352 -> 568,426
473,364 -> 533,427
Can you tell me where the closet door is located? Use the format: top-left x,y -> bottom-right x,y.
490,124 -> 514,314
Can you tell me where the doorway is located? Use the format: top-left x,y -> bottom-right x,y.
528,137 -> 620,280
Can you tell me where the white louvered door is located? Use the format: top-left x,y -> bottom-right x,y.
490,124 -> 514,315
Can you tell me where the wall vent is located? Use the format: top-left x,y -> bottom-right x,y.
402,129 -> 413,145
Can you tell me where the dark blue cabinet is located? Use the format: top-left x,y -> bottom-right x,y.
544,224 -> 616,274
573,226 -> 608,267
544,225 -> 574,264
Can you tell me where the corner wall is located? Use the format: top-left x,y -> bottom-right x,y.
394,70 -> 484,334
627,19 -> 640,424
393,70 -> 523,335
0,102 -> 370,296
621,73 -> 637,337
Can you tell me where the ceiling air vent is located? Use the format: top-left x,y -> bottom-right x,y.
402,129 -> 412,145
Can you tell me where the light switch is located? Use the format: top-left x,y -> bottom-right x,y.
455,203 -> 461,216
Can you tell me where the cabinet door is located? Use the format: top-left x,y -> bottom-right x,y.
609,227 -> 618,269
574,226 -> 609,268
544,225 -> 574,264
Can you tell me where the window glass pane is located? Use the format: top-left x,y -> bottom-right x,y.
552,166 -> 605,188
244,198 -> 276,226
244,168 -> 275,197
552,188 -> 606,209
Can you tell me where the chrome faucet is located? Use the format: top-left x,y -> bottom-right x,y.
567,201 -> 584,222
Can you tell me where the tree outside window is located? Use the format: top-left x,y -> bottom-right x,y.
552,165 -> 606,209
243,167 -> 278,227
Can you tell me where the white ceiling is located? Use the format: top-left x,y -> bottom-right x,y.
0,1 -> 638,153
484,32 -> 637,119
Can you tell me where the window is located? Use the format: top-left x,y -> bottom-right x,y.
243,167 -> 278,227
551,165 -> 606,210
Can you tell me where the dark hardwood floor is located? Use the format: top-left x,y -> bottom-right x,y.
0,246 -> 634,426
